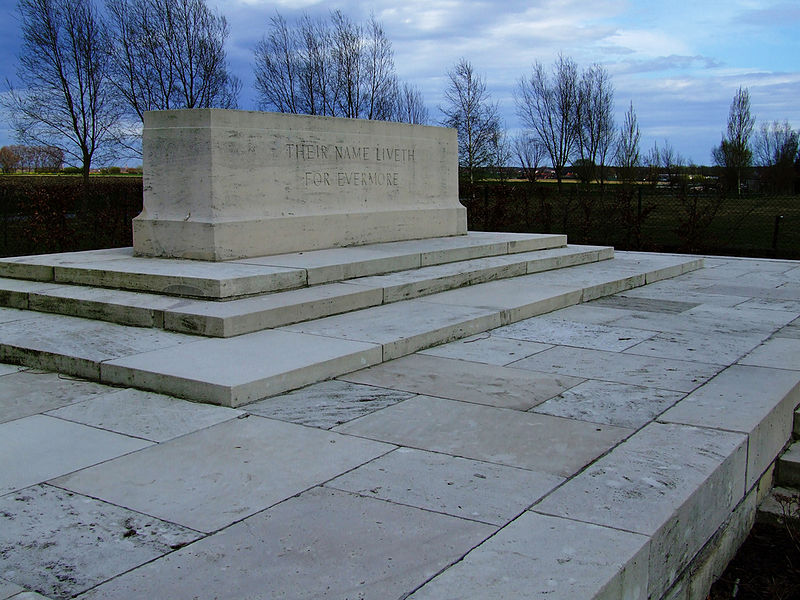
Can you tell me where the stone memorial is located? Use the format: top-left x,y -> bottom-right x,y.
133,109 -> 467,261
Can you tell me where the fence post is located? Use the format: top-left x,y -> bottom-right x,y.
772,215 -> 784,257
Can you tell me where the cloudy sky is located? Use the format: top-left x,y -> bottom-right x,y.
1,0 -> 799,165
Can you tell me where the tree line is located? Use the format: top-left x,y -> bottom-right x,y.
3,0 -> 798,194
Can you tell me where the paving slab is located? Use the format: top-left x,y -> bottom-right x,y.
52,416 -> 393,533
408,511 -> 650,600
46,388 -> 241,442
590,295 -> 700,314
340,353 -> 584,410
0,370 -> 110,424
623,330 -> 768,365
0,363 -> 23,377
534,422 -> 747,599
510,345 -> 723,392
100,329 -> 382,407
0,307 -> 37,324
493,316 -> 659,352
535,302 -> 636,325
0,579 -> 23,599
699,283 -> 800,301
326,446 -> 563,525
282,299 -> 503,361
778,318 -> 800,339
76,487 -> 495,600
418,332 -> 552,365
737,296 -> 800,313
0,312 -> 196,380
619,285 -> 748,307
244,379 -> 416,429
334,395 -> 631,476
0,484 -> 201,599
605,304 -> 797,337
738,337 -> 800,371
0,415 -> 151,496
532,379 -> 685,429
660,365 -> 800,489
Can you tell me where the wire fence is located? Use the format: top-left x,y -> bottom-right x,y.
460,181 -> 800,260
0,176 -> 798,260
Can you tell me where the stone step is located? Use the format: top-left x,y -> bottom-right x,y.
777,441 -> 800,488
0,252 -> 703,407
0,232 -> 566,299
0,245 -> 611,338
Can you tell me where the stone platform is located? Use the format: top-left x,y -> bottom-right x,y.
1,253 -> 799,600
0,233 -> 702,406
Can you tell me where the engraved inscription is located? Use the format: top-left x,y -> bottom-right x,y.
287,140 -> 415,187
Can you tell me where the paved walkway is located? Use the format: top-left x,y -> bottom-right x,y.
1,253 -> 799,600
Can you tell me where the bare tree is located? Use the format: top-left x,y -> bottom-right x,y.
254,10 -> 414,123
393,82 -> 429,124
712,87 -> 754,195
4,0 -> 120,182
515,54 -> 580,190
440,58 -> 501,184
754,120 -> 798,193
513,134 -> 545,182
575,64 -> 614,186
615,101 -> 641,184
106,0 -> 240,122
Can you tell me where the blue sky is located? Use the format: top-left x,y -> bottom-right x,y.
1,0 -> 799,166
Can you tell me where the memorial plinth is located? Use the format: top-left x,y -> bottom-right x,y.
133,109 -> 467,261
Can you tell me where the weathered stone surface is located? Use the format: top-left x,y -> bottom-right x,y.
660,365 -> 800,488
534,422 -> 747,599
77,487 -> 494,600
327,447 -> 563,525
494,316 -> 658,352
419,332 -> 551,365
244,380 -> 415,429
100,329 -> 382,407
334,395 -> 631,476
0,312 -> 195,380
533,379 -> 685,429
779,441 -> 800,487
282,299 -> 502,361
623,330 -> 767,365
29,284 -> 186,328
511,346 -> 722,392
408,512 -> 650,600
162,282 -> 381,337
0,370 -> 110,424
341,353 -> 584,410
55,257 -> 307,298
134,109 -> 466,260
46,388 -> 241,442
0,578 -> 24,599
739,337 -> 800,371
0,415 -> 151,495
590,295 -> 700,314
52,416 -> 393,533
0,363 -> 23,377
0,484 -> 200,599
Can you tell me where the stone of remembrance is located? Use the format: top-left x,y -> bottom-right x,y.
133,109 -> 467,261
